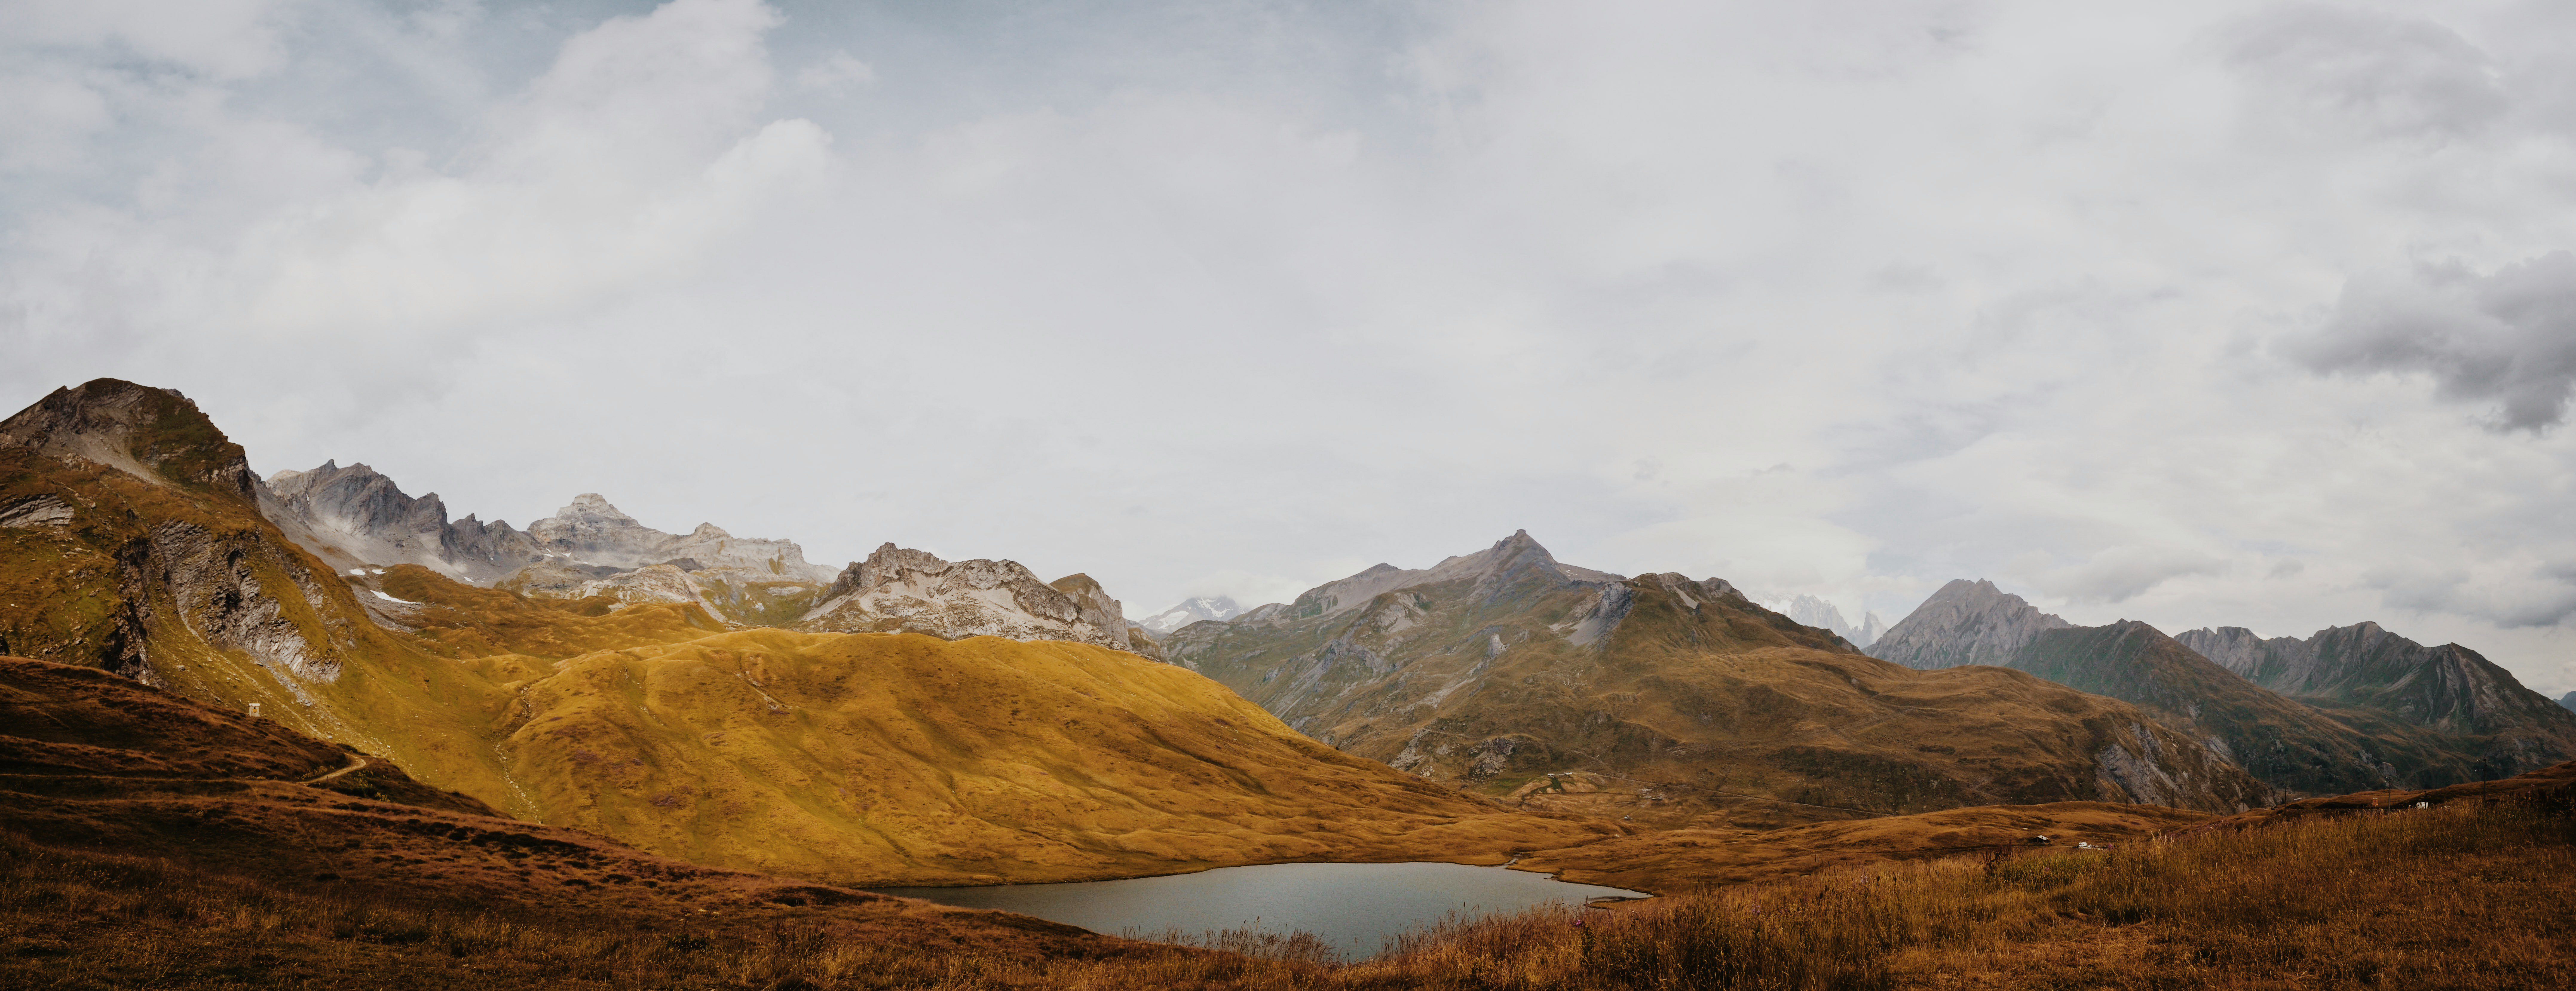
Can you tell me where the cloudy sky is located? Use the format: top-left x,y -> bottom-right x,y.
5,0 -> 2574,693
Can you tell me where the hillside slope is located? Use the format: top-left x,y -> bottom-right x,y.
1167,533 -> 2268,825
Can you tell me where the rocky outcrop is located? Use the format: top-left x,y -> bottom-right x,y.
797,544 -> 1154,656
1139,595 -> 1241,633
522,495 -> 835,582
0,495 -> 73,528
1865,579 -> 2073,670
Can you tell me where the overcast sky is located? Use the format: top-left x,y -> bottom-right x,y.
5,0 -> 2574,694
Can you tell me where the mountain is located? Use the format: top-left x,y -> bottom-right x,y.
797,543 -> 1157,658
1766,594 -> 1877,648
1868,580 -> 2576,790
2005,620 -> 2472,793
263,460 -> 543,582
261,461 -> 839,586
519,493 -> 838,582
2177,623 -> 2576,780
1165,531 -> 2268,824
0,378 -> 1617,886
1140,594 -> 1242,633
1865,579 -> 2074,669
2562,691 -> 2576,714
1856,610 -> 1887,647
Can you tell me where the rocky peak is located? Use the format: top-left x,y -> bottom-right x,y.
0,378 -> 256,501
1284,530 -> 1624,621
259,459 -> 539,583
1865,578 -> 2073,670
801,544 -> 1155,657
1140,595 -> 1243,633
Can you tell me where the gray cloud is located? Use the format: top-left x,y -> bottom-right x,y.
2291,252 -> 2576,431
2220,4 -> 2508,144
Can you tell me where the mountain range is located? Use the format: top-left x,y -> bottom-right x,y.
1865,579 -> 2576,795
0,379 -> 1612,885
8,375 -> 2571,905
1164,532 -> 2267,826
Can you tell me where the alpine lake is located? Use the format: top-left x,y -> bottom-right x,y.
869,861 -> 1649,962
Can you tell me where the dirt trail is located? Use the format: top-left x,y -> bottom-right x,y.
301,753 -> 368,784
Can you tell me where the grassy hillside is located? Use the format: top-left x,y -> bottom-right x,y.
487,628 -> 1619,885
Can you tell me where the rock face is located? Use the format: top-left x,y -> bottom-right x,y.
1167,532 -> 2267,823
1139,595 -> 1242,633
1866,579 -> 2074,670
2177,623 -> 2576,779
263,461 -> 542,583
797,544 -> 1157,657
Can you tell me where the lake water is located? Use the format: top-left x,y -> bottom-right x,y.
869,861 -> 1648,961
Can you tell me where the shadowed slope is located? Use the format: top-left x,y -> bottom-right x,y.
2179,623 -> 2576,778
2011,622 -> 2474,793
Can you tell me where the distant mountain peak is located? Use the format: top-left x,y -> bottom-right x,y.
1865,578 -> 2072,670
1139,594 -> 1242,633
558,493 -> 636,521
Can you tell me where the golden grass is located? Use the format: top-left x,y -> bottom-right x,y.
5,792 -> 2566,989
496,629 -> 1621,885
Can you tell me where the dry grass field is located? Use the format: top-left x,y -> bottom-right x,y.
6,779 -> 2567,990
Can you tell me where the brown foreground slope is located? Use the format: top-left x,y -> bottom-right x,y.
0,653 -> 1210,989
10,656 -> 2569,990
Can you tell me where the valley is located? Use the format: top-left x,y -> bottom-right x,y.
3,378 -> 2572,988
